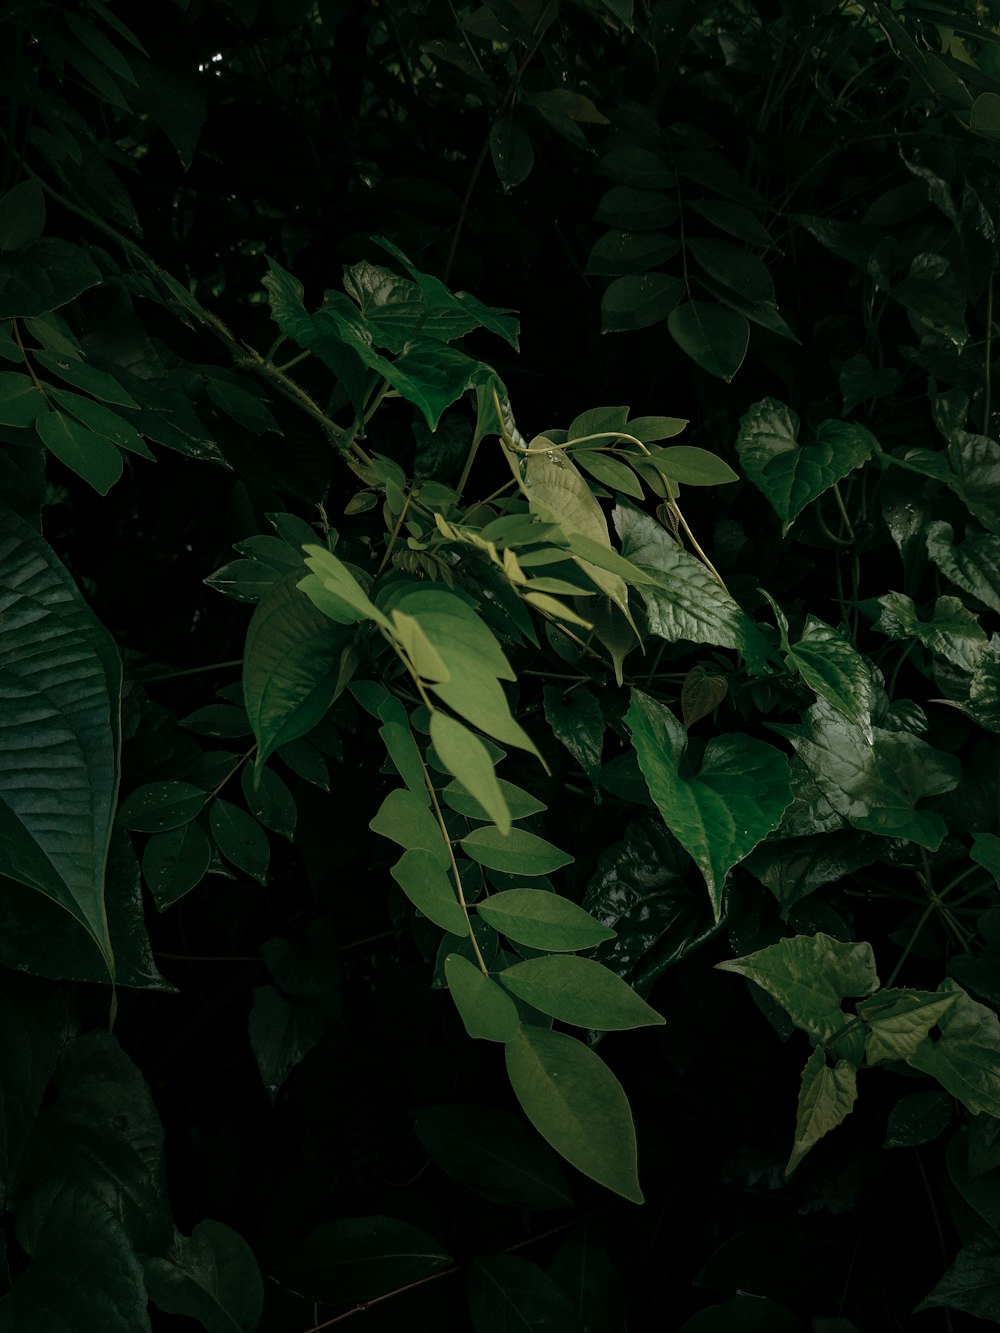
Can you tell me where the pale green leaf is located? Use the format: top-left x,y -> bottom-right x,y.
505,1025 -> 642,1202
301,545 -> 387,625
626,690 -> 791,919
859,988 -> 959,1063
786,1047 -> 858,1175
445,953 -> 520,1041
430,711 -> 511,834
716,933 -> 879,1043
499,955 -> 664,1029
639,445 -> 738,486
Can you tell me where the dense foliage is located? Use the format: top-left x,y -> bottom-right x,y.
4,0 -> 1000,1328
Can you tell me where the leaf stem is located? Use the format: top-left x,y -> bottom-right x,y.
667,499 -> 728,590
420,751 -> 489,975
984,270 -> 994,436
831,483 -> 856,542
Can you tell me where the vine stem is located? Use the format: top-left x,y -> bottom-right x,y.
667,499 -> 728,590
984,271 -> 994,436
420,750 -> 489,975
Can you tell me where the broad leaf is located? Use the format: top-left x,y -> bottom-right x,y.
499,955 -> 664,1029
543,685 -> 604,786
917,1230 -> 1000,1321
244,574 -> 352,769
36,409 -> 123,494
615,505 -> 771,673
601,273 -> 683,332
371,789 -> 450,870
925,522 -> 1000,613
908,980 -> 1000,1116
786,1047 -> 857,1175
209,800 -> 269,884
391,848 -> 467,934
667,301 -> 749,381
505,1025 -> 642,1202
859,988 -> 959,1063
874,591 -> 987,672
968,636 -> 1000,734
884,1091 -> 952,1149
118,781 -> 206,833
144,1221 -> 263,1333
445,953 -> 520,1041
0,179 -> 45,252
273,1217 -> 453,1304
248,984 -> 323,1100
716,933 -> 879,1044
735,398 -> 876,534
467,1255 -> 581,1333
0,238 -> 102,318
626,690 -> 791,920
460,826 -> 572,876
785,616 -> 874,739
413,1103 -> 573,1210
478,888 -> 615,952
142,822 -> 212,911
0,504 -> 122,977
548,1229 -> 625,1333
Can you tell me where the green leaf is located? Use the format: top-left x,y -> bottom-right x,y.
36,409 -> 124,494
273,1217 -> 453,1304
0,238 -> 101,318
639,445 -> 738,486
244,575 -> 352,768
181,704 -> 252,738
490,114 -> 534,190
431,711 -> 511,834
908,980 -> 1000,1116
917,1230 -> 1000,1320
884,1090 -> 952,1149
0,372 -> 47,425
839,353 -> 899,415
925,521 -> 1000,613
240,764 -> 296,840
776,699 -> 961,849
543,685 -> 605,786
142,821 -> 212,911
205,559 -> 282,603
572,449 -> 645,499
477,889 -> 615,952
0,504 -> 122,977
467,1255 -> 581,1333
460,826 -> 573,876
615,505 -> 771,673
716,933 -> 879,1044
0,179 -> 45,252
505,1025 -> 642,1203
667,302 -> 749,381
391,848 -> 467,934
413,1103 -> 573,1210
785,616 -> 874,739
785,1046 -> 858,1175
597,145 -> 672,190
680,665 -> 727,729
600,273 -> 684,332
593,186 -> 676,231
445,953 -> 520,1041
626,690 -> 791,920
687,197 -> 773,247
442,778 -> 546,822
248,984 -> 323,1100
50,389 -> 153,458
735,398 -> 876,534
524,450 -> 635,633
874,591 -> 987,673
144,1221 -> 263,1333
861,988 -> 959,1063
973,833 -> 1000,887
499,955 -> 664,1029
585,230 -> 679,277
548,1228 -> 625,1333
677,1296 -> 801,1332
371,789 -> 451,870
968,636 -> 1000,734
32,350 -> 138,407
209,799 -> 269,884
277,738 -> 328,789
301,544 -> 387,625
118,781 -> 206,833
625,416 -> 688,443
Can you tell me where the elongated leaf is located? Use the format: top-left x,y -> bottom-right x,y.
273,1217 -> 452,1304
0,371 -> 47,425
786,616 -> 874,739
735,399 -> 876,534
615,505 -> 771,673
460,826 -> 572,876
477,888 -> 614,953
0,504 -> 121,977
639,445 -> 738,487
446,953 -> 520,1041
240,764 -> 296,840
500,955 -> 663,1029
50,389 -> 153,458
431,711 -> 511,834
371,789 -> 451,869
467,1255 -> 580,1333
244,574 -> 352,769
716,933 -> 879,1044
667,301 -> 749,381
626,690 -> 790,919
0,178 -> 45,251
118,780 -> 206,832
585,230 -> 679,277
442,778 -> 545,822
601,273 -> 683,332
786,1047 -> 857,1175
548,1228 -> 625,1333
144,1221 -> 263,1333
0,238 -> 102,318
490,115 -> 534,190
36,409 -> 124,494
505,1025 -> 642,1202
32,351 -> 137,408
413,1104 -> 573,1210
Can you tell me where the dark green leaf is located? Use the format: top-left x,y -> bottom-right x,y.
667,301 -> 749,381
917,1230 -> 1000,1320
925,522 -> 1000,613
0,179 -> 45,252
786,1047 -> 857,1174
273,1217 -> 452,1304
372,789 -> 451,869
118,781 -> 206,833
0,239 -> 101,318
884,1090 -> 952,1148
908,980 -> 1000,1115
446,953 -> 520,1041
50,389 -> 153,458
144,1221 -> 263,1333
491,115 -> 534,191
543,685 -> 604,785
36,410 -> 124,494
209,799 -> 269,884
678,1296 -> 802,1332
548,1229 -> 625,1333
597,145 -> 672,189
142,821 -> 212,910
468,1255 -> 581,1333
0,373 -> 47,427
874,591 -> 987,672
414,1103 -> 573,1210
585,231 -> 679,277
32,350 -> 137,407
593,186 -> 677,231
499,955 -> 664,1029
460,826 -> 573,875
477,888 -> 614,952
601,274 -> 683,332
241,764 -> 296,840
248,984 -> 323,1100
